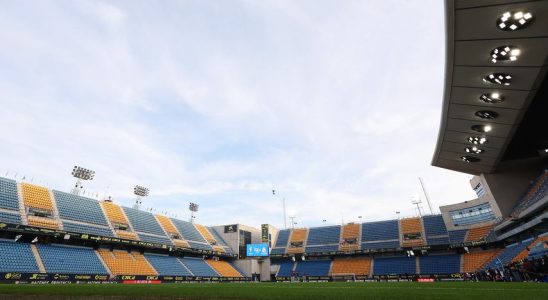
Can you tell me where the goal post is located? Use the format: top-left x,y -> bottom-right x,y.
331,273 -> 357,282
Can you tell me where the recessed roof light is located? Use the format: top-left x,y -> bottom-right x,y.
475,110 -> 499,120
471,125 -> 492,133
491,46 -> 521,63
465,146 -> 484,154
468,136 -> 487,145
483,73 -> 512,86
497,11 -> 534,31
461,156 -> 481,163
480,93 -> 504,104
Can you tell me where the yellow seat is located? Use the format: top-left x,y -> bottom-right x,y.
97,249 -> 156,275
100,201 -> 129,225
340,224 -> 360,251
466,225 -> 493,242
206,260 -> 241,277
287,228 -> 307,254
463,249 -> 501,272
21,183 -> 54,210
27,215 -> 59,230
195,224 -> 217,244
400,217 -> 425,247
115,230 -> 139,241
331,257 -> 371,276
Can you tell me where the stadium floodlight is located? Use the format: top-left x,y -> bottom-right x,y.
475,110 -> 499,120
483,73 -> 512,86
468,136 -> 488,145
133,185 -> 150,210
70,166 -> 95,195
134,185 -> 150,197
479,93 -> 504,104
465,146 -> 484,154
461,156 -> 481,163
497,11 -> 534,31
72,166 -> 95,180
471,124 -> 492,133
189,202 -> 199,223
491,46 -> 520,63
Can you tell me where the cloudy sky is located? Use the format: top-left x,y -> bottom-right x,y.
0,0 -> 477,229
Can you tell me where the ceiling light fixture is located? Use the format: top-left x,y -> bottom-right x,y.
468,136 -> 488,145
461,156 -> 481,163
480,92 -> 504,103
497,11 -> 534,31
471,124 -> 492,133
465,146 -> 484,154
483,73 -> 512,86
491,46 -> 521,63
475,110 -> 499,119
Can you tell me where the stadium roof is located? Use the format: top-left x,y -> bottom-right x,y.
432,0 -> 548,175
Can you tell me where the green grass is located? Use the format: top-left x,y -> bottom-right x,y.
0,282 -> 547,300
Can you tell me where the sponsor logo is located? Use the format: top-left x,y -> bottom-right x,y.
146,276 -> 158,280
53,274 -> 70,280
94,275 -> 108,281
121,275 -> 136,280
0,223 -> 7,229
29,274 -> 48,280
4,273 -> 22,280
74,275 -> 92,280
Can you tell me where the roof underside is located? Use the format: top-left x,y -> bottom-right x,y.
432,0 -> 548,175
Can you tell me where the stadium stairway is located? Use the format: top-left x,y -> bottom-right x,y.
206,260 -> 242,277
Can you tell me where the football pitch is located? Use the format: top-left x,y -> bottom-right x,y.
0,282 -> 547,300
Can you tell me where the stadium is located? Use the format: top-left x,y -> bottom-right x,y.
0,0 -> 547,299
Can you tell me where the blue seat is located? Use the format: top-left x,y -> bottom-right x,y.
144,254 -> 192,276
274,229 -> 290,248
362,240 -> 400,250
305,245 -> 339,253
179,257 -> 218,277
0,177 -> 20,211
37,244 -> 107,274
275,260 -> 294,277
0,240 -> 40,273
0,211 -> 21,224
62,221 -> 114,237
295,260 -> 331,276
171,218 -> 208,244
484,239 -> 533,269
123,207 -> 167,236
362,220 -> 399,241
419,254 -> 460,274
448,229 -> 468,244
53,190 -> 109,226
138,233 -> 172,245
373,256 -> 416,275
306,226 -> 340,246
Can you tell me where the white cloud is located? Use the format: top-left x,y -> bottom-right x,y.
0,0 -> 477,229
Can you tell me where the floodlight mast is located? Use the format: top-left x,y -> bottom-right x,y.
133,185 -> 149,210
189,202 -> 199,223
70,166 -> 95,195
